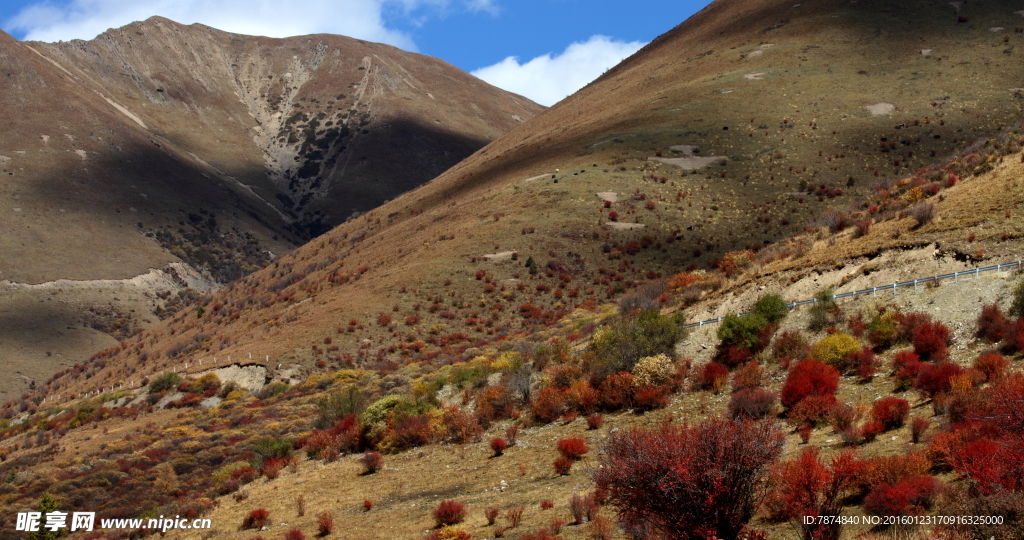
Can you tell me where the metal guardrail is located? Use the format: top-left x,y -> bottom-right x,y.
682,259 -> 1023,330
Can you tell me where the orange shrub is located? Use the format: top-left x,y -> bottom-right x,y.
564,379 -> 599,414
530,387 -> 565,423
598,372 -> 635,410
854,452 -> 931,496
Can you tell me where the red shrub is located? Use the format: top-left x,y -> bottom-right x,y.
553,455 -> 574,475
586,413 -> 604,430
540,499 -> 554,510
376,313 -> 392,326
262,457 -> 287,479
731,360 -> 763,391
358,451 -> 383,475
490,437 -> 508,457
242,508 -> 270,530
767,448 -> 861,540
557,437 -> 589,460
900,474 -> 944,509
863,481 -> 915,518
390,414 -> 432,449
913,361 -> 964,398
976,303 -> 1009,343
608,211 -> 619,221
896,312 -> 931,343
862,476 -> 943,518
912,320 -> 951,361
717,345 -> 754,369
505,506 -> 525,528
504,424 -> 519,446
826,402 -> 859,433
910,417 -> 931,444
569,492 -> 599,525
284,529 -> 305,540
847,347 -> 879,381
363,499 -> 373,512
847,313 -> 867,337
990,373 -> 1024,435
485,507 -> 499,525
798,423 -> 812,444
973,352 -> 1008,382
728,388 -> 777,420
632,385 -> 669,411
432,500 -> 467,527
593,419 -> 784,540
316,513 -> 333,536
871,397 -> 910,431
1001,318 -> 1024,353
789,395 -> 838,424
772,330 -> 810,364
861,419 -> 884,442
780,360 -> 840,408
697,362 -> 729,392
891,351 -> 923,388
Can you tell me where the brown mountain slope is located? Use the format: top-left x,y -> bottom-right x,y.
29,17 -> 544,238
0,21 -> 542,395
31,0 -> 1024,393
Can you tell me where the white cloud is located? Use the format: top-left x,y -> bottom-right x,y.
5,0 -> 490,48
471,35 -> 646,106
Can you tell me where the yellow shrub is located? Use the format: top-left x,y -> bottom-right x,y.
810,333 -> 860,367
489,351 -> 522,372
433,527 -> 470,540
212,461 -> 252,484
632,354 -> 674,387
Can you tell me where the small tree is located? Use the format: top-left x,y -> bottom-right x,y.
593,419 -> 784,540
525,256 -> 539,275
27,493 -> 61,540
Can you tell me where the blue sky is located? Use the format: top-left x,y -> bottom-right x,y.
0,0 -> 711,106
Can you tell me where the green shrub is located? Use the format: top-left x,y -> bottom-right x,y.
212,461 -> 253,485
315,385 -> 366,429
250,438 -> 292,462
589,310 -> 682,381
1010,279 -> 1024,319
752,293 -> 789,324
718,313 -> 769,350
359,394 -> 432,438
149,372 -> 181,393
807,289 -> 840,332
256,381 -> 289,399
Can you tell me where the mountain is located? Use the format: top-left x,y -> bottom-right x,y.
39,0 -> 1024,386
0,19 -> 543,395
